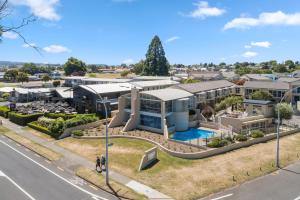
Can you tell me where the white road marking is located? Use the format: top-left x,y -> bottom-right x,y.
0,170 -> 36,200
210,193 -> 233,200
294,196 -> 300,200
0,140 -> 109,200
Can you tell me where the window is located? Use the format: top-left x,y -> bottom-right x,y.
165,101 -> 172,113
236,87 -> 240,94
140,114 -> 161,129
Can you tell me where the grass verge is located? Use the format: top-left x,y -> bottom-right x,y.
0,126 -> 62,161
22,126 -> 54,142
57,133 -> 300,200
76,167 -> 147,200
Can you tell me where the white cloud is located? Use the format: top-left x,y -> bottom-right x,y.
10,0 -> 61,21
242,51 -> 258,58
187,1 -> 225,19
244,45 -> 252,49
166,36 -> 180,43
250,41 -> 272,48
224,11 -> 300,30
43,45 -> 70,53
22,43 -> 37,48
122,58 -> 134,65
2,32 -> 18,39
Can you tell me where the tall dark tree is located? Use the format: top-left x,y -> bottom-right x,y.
63,57 -> 87,76
143,35 -> 169,76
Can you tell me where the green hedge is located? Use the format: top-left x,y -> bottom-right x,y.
0,106 -> 10,118
250,130 -> 264,138
65,114 -> 98,128
44,113 -> 77,120
8,112 -> 44,126
28,122 -> 51,135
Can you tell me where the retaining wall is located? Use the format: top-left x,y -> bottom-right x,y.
73,128 -> 300,159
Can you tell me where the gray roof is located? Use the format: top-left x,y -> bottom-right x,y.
244,81 -> 289,90
172,80 -> 235,94
243,99 -> 274,105
130,80 -> 179,88
278,77 -> 300,83
55,87 -> 73,99
241,74 -> 272,81
141,88 -> 193,101
80,83 -> 133,94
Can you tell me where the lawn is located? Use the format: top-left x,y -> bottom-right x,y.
56,133 -> 300,200
22,127 -> 54,142
0,126 -> 62,161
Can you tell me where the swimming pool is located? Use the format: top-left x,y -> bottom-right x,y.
171,128 -> 215,141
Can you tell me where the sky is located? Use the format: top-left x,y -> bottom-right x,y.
0,0 -> 300,65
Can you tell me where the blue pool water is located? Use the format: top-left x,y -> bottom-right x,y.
171,128 -> 215,141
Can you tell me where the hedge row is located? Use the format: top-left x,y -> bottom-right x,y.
65,114 -> 98,128
8,112 -> 44,126
0,106 -> 10,118
44,113 -> 77,120
28,121 -> 51,135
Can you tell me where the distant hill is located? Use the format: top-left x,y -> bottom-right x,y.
0,61 -> 61,68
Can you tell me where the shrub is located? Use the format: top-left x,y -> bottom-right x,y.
225,136 -> 234,143
37,117 -> 55,127
72,130 -> 84,137
44,113 -> 77,120
0,106 -> 10,118
250,130 -> 264,138
235,134 -> 248,142
28,121 -> 51,135
8,112 -> 43,126
53,80 -> 61,87
207,138 -> 229,148
48,117 -> 65,139
65,114 -> 98,128
2,92 -> 10,99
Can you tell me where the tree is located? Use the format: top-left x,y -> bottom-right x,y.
143,35 -> 169,76
272,64 -> 287,73
120,70 -> 130,77
275,103 -> 293,122
63,57 -> 87,76
42,74 -> 51,82
251,91 -> 274,101
16,72 -> 29,84
4,69 -> 18,82
20,63 -> 38,75
132,60 -> 145,75
285,60 -> 295,71
53,80 -> 61,87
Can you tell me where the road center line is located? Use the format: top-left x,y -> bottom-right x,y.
0,140 -> 109,200
210,193 -> 233,200
0,170 -> 36,200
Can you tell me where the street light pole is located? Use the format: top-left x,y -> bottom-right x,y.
82,85 -> 109,185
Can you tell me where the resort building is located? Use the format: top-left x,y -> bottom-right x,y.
63,76 -> 131,87
172,80 -> 237,108
0,87 -> 52,102
278,77 -> 300,105
109,88 -> 195,138
220,99 -> 275,134
243,81 -> 290,102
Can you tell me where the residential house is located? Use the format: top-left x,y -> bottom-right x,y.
241,74 -> 277,81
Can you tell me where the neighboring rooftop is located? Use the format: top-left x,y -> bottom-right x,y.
172,80 -> 235,94
241,74 -> 275,81
55,87 -> 73,99
132,76 -> 181,81
141,88 -> 193,101
79,83 -> 134,94
278,77 -> 300,83
130,80 -> 179,88
243,99 -> 274,105
244,81 -> 289,90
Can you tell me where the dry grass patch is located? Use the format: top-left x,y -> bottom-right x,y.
22,127 -> 54,142
76,167 -> 147,200
0,126 -> 62,161
56,133 -> 300,200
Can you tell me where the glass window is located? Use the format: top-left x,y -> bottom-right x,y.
140,99 -> 161,113
140,114 -> 161,129
165,101 -> 172,113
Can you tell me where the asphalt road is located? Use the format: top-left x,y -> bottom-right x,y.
0,135 -> 118,200
201,161 -> 300,200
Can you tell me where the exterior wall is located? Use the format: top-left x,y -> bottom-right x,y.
174,112 -> 189,131
244,104 -> 274,117
220,117 -> 243,133
123,88 -> 140,131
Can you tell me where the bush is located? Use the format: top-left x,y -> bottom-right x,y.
65,114 -> 98,128
72,130 -> 84,137
28,122 -> 51,135
48,117 -> 65,139
44,113 -> 77,120
207,138 -> 229,148
0,106 -> 10,118
235,134 -> 248,142
225,136 -> 234,143
250,130 -> 264,138
53,80 -> 61,87
2,92 -> 10,99
37,116 -> 55,127
8,112 -> 43,126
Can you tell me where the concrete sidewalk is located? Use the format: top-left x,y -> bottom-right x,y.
1,117 -> 172,200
